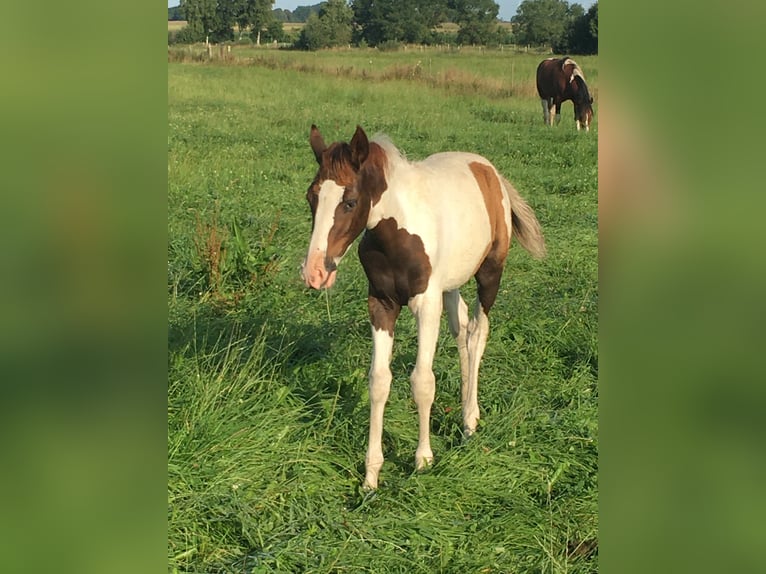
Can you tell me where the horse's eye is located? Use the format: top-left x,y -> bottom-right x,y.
343,199 -> 357,212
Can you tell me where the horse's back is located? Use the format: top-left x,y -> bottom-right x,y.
536,58 -> 561,99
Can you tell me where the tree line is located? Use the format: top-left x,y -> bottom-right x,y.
171,0 -> 597,54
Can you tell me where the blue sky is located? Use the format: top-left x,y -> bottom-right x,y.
168,1 -> 596,23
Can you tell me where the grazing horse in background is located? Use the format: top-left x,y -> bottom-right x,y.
536,57 -> 594,131
301,125 -> 546,489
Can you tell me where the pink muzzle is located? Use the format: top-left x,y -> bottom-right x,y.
302,250 -> 337,290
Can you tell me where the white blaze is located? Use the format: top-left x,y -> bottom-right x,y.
302,179 -> 345,289
306,179 -> 345,257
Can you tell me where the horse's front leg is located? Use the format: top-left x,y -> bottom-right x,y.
408,291 -> 443,471
554,99 -> 563,125
364,296 -> 400,490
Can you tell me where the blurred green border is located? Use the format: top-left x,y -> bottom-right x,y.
604,2 -> 765,573
0,2 -> 167,573
4,1 -> 764,571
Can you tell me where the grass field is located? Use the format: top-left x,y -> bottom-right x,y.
168,50 -> 597,573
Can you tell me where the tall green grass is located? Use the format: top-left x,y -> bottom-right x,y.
169,54 -> 597,573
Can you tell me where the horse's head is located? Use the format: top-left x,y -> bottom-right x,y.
573,76 -> 594,132
301,125 -> 373,290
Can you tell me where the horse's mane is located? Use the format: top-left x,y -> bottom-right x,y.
572,74 -> 592,105
370,133 -> 407,174
561,57 -> 586,82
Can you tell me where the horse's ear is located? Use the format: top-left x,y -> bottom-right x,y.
350,125 -> 369,169
309,124 -> 326,165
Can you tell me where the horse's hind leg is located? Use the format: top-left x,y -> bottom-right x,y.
541,98 -> 553,125
444,289 -> 469,402
464,258 -> 505,435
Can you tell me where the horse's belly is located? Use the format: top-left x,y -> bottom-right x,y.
430,226 -> 493,291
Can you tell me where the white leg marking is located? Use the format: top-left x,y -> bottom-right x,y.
464,301 -> 489,435
409,292 -> 443,471
540,99 -> 550,125
364,327 -> 394,490
576,119 -> 581,131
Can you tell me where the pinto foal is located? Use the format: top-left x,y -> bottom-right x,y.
301,125 -> 546,489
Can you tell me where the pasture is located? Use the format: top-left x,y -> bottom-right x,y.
168,50 -> 597,573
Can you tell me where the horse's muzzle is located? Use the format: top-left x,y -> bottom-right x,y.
302,251 -> 338,290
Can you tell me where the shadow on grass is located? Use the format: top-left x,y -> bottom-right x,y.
168,291 -> 476,480
168,295 -> 369,434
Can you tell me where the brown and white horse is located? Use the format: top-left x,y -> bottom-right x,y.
301,125 -> 546,489
536,57 -> 594,131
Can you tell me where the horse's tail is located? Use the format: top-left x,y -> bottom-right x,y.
502,176 -> 547,259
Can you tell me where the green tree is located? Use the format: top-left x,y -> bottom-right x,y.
181,0 -> 234,43
296,0 -> 354,50
231,0 -> 275,44
511,0 -> 570,48
560,2 -> 596,53
353,0 -> 447,46
168,6 -> 184,20
263,19 -> 287,43
293,4 -> 323,22
448,0 -> 500,45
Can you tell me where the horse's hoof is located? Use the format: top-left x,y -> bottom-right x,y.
415,456 -> 434,472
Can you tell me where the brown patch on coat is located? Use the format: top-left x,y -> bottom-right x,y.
469,162 -> 510,315
359,217 -> 432,335
469,162 -> 509,263
359,142 -> 388,206
367,295 -> 401,338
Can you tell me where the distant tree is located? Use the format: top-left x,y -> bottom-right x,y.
231,0 -> 275,44
550,2 -> 596,54
353,0 -> 447,46
168,6 -> 184,21
585,2 -> 598,52
447,0 -> 500,45
296,13 -> 324,50
293,4 -> 324,22
552,2 -> 582,51
296,0 -> 353,49
262,19 -> 287,42
272,8 -> 292,22
511,0 -> 570,48
181,0 -> 234,43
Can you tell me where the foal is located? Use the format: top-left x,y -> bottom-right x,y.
301,125 -> 546,488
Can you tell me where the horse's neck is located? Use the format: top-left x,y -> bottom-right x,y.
367,186 -> 400,231
365,162 -> 416,231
